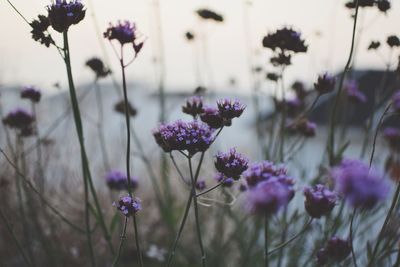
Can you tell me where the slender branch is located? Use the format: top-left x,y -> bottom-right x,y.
264,214 -> 269,267
369,103 -> 392,167
349,208 -> 358,267
112,217 -> 128,267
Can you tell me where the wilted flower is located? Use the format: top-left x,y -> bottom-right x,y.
114,100 -> 137,117
262,27 -> 308,53
114,195 -> 141,217
368,41 -> 381,50
154,120 -> 215,155
314,73 -> 335,95
30,15 -> 54,47
3,109 -> 35,130
214,148 -> 249,180
344,80 -> 367,104
317,237 -> 351,265
196,9 -> 224,22
21,86 -> 41,103
105,170 -> 138,191
182,96 -> 204,118
86,58 -> 110,78
47,0 -> 86,33
200,106 -> 225,129
331,159 -> 389,209
104,21 -> 144,54
387,35 -> 400,48
243,161 -> 292,188
304,184 -> 337,218
216,98 -> 246,120
246,178 -> 294,215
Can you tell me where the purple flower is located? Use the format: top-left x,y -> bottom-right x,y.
304,184 -> 337,219
216,98 -> 246,120
314,73 -> 335,95
344,80 -> 367,104
196,180 -> 206,191
3,108 -> 35,130
317,237 -> 351,265
154,120 -> 215,155
262,27 -> 308,53
114,195 -> 141,217
214,148 -> 249,180
105,170 -> 138,191
243,161 -> 291,188
391,91 -> 400,112
182,96 -> 204,118
288,119 -> 317,137
246,178 -> 294,215
104,21 -> 144,53
21,86 -> 41,103
331,159 -> 389,209
214,173 -> 235,188
86,58 -> 110,78
200,106 -> 225,129
47,0 -> 86,33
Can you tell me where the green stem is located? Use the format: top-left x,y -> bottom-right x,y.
327,0 -> 360,166
62,31 -> 114,255
264,214 -> 269,267
349,208 -> 358,267
112,217 -> 128,267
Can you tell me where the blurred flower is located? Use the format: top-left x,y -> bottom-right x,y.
216,98 -> 246,120
292,81 -> 307,99
288,119 -> 317,137
154,120 -> 215,156
200,106 -> 225,129
196,9 -> 224,22
392,91 -> 400,112
285,97 -> 304,117
21,86 -> 41,103
104,21 -> 145,54
243,161 -> 294,189
114,100 -> 137,117
196,180 -> 206,191
214,148 -> 249,180
344,80 -> 367,104
246,178 -> 294,215
262,27 -> 308,53
377,0 -> 391,13
331,159 -> 389,209
367,41 -> 381,50
214,173 -> 234,188
86,58 -> 111,78
387,35 -> 400,48
3,108 -> 35,130
105,170 -> 138,191
266,72 -> 280,82
30,15 -> 54,47
185,31 -> 195,41
114,195 -> 141,217
317,237 -> 351,265
304,184 -> 337,218
314,73 -> 335,95
47,0 -> 86,33
270,53 -> 291,66
146,245 -> 166,262
345,0 -> 374,8
182,96 -> 204,118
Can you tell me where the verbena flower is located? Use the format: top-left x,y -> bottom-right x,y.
266,72 -> 279,82
214,148 -> 249,180
345,0 -> 374,8
153,120 -> 215,156
387,35 -> 400,48
377,0 -> 391,13
30,15 -> 54,47
47,0 -> 86,33
182,96 -> 204,118
86,58 -> 111,78
344,80 -> 367,104
196,9 -> 224,22
104,21 -> 144,53
243,161 -> 291,188
270,53 -> 292,66
246,178 -> 294,215
3,108 -> 35,130
304,184 -> 337,218
317,237 -> 351,265
114,195 -> 141,217
200,106 -> 225,129
114,100 -> 137,117
105,170 -> 138,191
367,41 -> 381,50
214,173 -> 234,188
262,27 -> 308,53
216,98 -> 246,120
21,86 -> 42,103
196,180 -> 206,191
314,73 -> 335,95
330,159 -> 389,209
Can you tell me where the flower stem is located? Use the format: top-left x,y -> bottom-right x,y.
112,216 -> 128,267
264,214 -> 269,267
349,208 -> 358,267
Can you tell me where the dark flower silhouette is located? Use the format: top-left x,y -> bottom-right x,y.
21,86 -> 42,103
30,15 -> 54,47
114,100 -> 137,117
86,58 -> 111,78
387,35 -> 400,48
262,27 -> 307,53
196,9 -> 224,22
367,41 -> 381,50
304,184 -> 337,218
47,0 -> 86,33
314,73 -> 335,95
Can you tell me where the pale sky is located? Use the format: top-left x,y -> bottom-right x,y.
1,0 -> 400,94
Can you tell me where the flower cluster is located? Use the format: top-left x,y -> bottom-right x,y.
262,27 -> 308,53
216,98 -> 246,120
387,35 -> 400,48
153,120 -> 215,155
86,58 -> 111,78
196,9 -> 224,22
105,170 -> 138,191
214,173 -> 235,187
114,100 -> 137,117
214,148 -> 249,180
21,86 -> 42,103
288,119 -> 317,138
345,0 -> 390,13
344,80 -> 367,104
317,237 -> 351,265
314,73 -> 335,95
3,108 -> 35,130
182,96 -> 204,118
243,161 -> 291,188
104,21 -> 144,54
304,184 -> 337,218
30,15 -> 54,47
114,195 -> 141,217
330,159 -> 389,209
47,0 -> 86,33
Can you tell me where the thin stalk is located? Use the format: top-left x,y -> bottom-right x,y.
349,208 -> 358,267
369,103 -> 392,167
188,156 -> 206,267
31,104 -> 45,194
0,208 -> 32,266
264,215 -> 269,267
112,217 -> 128,267
327,0 -> 360,166
63,31 -> 114,255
